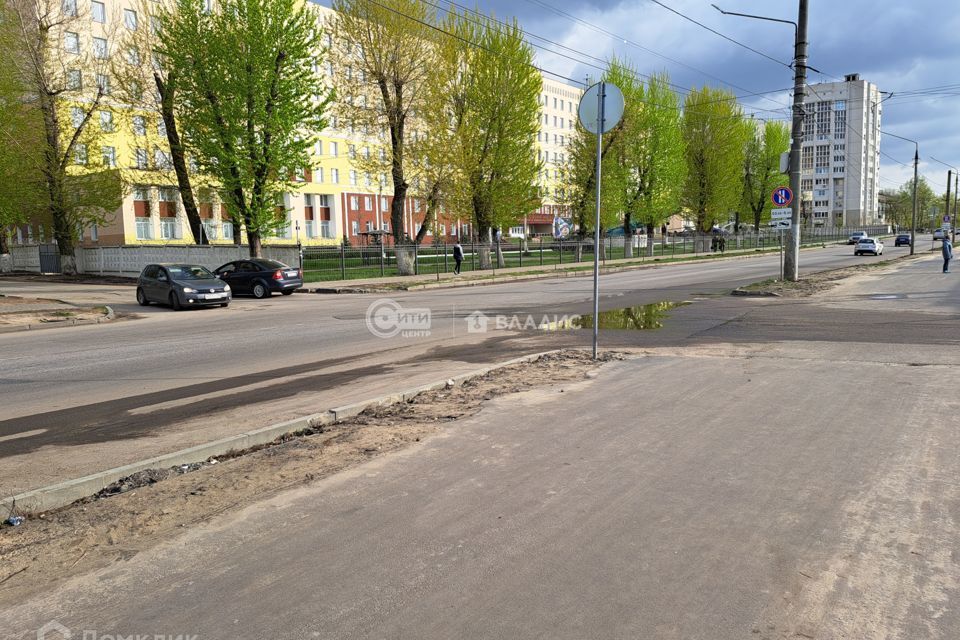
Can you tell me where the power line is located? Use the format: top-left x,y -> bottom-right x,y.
361,0 -> 788,125
520,0 -> 792,112
645,0 -> 791,69
426,0 -> 792,117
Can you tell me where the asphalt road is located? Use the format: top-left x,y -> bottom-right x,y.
6,250 -> 960,639
0,240 -> 931,495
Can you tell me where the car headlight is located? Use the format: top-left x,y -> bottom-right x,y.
182,287 -> 196,293
223,284 -> 231,292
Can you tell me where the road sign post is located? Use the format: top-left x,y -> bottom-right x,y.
578,81 -> 624,360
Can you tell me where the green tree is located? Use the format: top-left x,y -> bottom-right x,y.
0,0 -> 124,272
620,70 -> 685,257
0,3 -> 44,256
681,86 -> 748,239
561,68 -> 629,258
116,0 -> 206,243
159,0 -> 330,257
426,9 -> 541,269
740,119 -> 790,232
329,0 -> 436,270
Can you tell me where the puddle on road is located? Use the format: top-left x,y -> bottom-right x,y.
541,301 -> 691,331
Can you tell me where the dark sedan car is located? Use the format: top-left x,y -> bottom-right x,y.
894,234 -> 911,247
214,259 -> 303,298
137,264 -> 231,310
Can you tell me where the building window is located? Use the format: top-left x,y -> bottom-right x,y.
363,196 -> 372,210
96,73 -> 111,95
349,170 -> 357,186
102,146 -> 116,168
348,144 -> 356,159
62,0 -> 77,16
71,106 -> 85,128
380,196 -> 388,211
814,144 -> 829,174
90,224 -> 98,242
133,115 -> 147,136
154,148 -> 172,169
329,141 -> 338,156
315,167 -> 324,183
126,47 -> 141,66
331,168 -> 339,184
93,37 -> 108,59
73,144 -> 87,165
99,110 -> 114,132
66,69 -> 82,90
351,221 -> 359,236
64,32 -> 80,54
350,195 -> 359,210
124,9 -> 138,31
801,146 -> 813,172
135,148 -> 148,169
91,1 -> 105,23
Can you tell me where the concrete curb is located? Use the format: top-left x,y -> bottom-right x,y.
1,349 -> 562,515
0,305 -> 114,334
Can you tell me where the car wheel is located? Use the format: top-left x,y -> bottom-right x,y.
251,281 -> 270,299
136,288 -> 150,306
169,292 -> 183,311
220,302 -> 229,308
281,290 -> 294,296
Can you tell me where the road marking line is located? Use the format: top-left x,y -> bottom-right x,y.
0,428 -> 47,443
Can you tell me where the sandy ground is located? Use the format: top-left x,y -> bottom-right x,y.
0,295 -> 109,328
740,253 -> 924,297
0,349 -> 618,609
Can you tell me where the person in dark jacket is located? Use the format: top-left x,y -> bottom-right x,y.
943,236 -> 953,273
453,241 -> 464,275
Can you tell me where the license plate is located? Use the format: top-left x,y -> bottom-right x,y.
285,270 -> 299,278
202,293 -> 226,300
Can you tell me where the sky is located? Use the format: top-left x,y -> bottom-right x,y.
318,0 -> 960,196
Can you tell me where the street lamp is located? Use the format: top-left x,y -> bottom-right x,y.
930,156 -> 958,244
714,2 -> 807,281
881,130 -> 919,255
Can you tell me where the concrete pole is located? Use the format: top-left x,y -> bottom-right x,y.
784,0 -> 808,281
948,170 -> 954,244
910,147 -> 918,255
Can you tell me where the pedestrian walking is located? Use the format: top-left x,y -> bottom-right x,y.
719,236 -> 726,253
943,236 -> 953,273
453,240 -> 464,275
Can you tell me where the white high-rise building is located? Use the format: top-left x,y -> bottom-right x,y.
801,74 -> 882,227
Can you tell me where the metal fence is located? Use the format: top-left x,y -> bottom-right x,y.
301,227 -> 890,282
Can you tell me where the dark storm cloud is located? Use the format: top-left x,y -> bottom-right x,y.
317,0 -> 960,191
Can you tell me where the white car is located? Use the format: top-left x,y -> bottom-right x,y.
933,229 -> 948,240
854,237 -> 884,256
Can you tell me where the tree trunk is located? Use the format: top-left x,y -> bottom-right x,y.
646,223 -> 655,257
248,231 -> 263,258
396,245 -> 416,275
477,244 -> 492,270
0,229 -> 9,255
623,232 -> 633,259
157,72 -> 205,244
496,241 -> 505,268
414,217 -> 429,244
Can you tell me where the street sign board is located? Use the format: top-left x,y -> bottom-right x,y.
771,208 -> 792,220
578,82 -> 625,135
945,215 -> 951,223
772,186 -> 794,207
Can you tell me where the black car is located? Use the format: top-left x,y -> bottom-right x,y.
137,264 -> 231,310
214,259 -> 303,298
894,234 -> 911,247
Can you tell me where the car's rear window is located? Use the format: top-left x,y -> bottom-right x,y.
168,265 -> 215,280
257,260 -> 288,269
858,239 -> 874,243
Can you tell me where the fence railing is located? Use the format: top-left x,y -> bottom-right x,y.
300,227 -> 892,282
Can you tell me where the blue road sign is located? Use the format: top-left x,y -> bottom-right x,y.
772,186 -> 794,207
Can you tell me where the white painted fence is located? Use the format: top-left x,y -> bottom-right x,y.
3,244 -> 301,276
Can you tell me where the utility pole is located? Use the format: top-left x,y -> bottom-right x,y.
947,170 -> 953,244
714,1 -> 806,280
911,148 -> 919,255
785,0 -> 808,281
